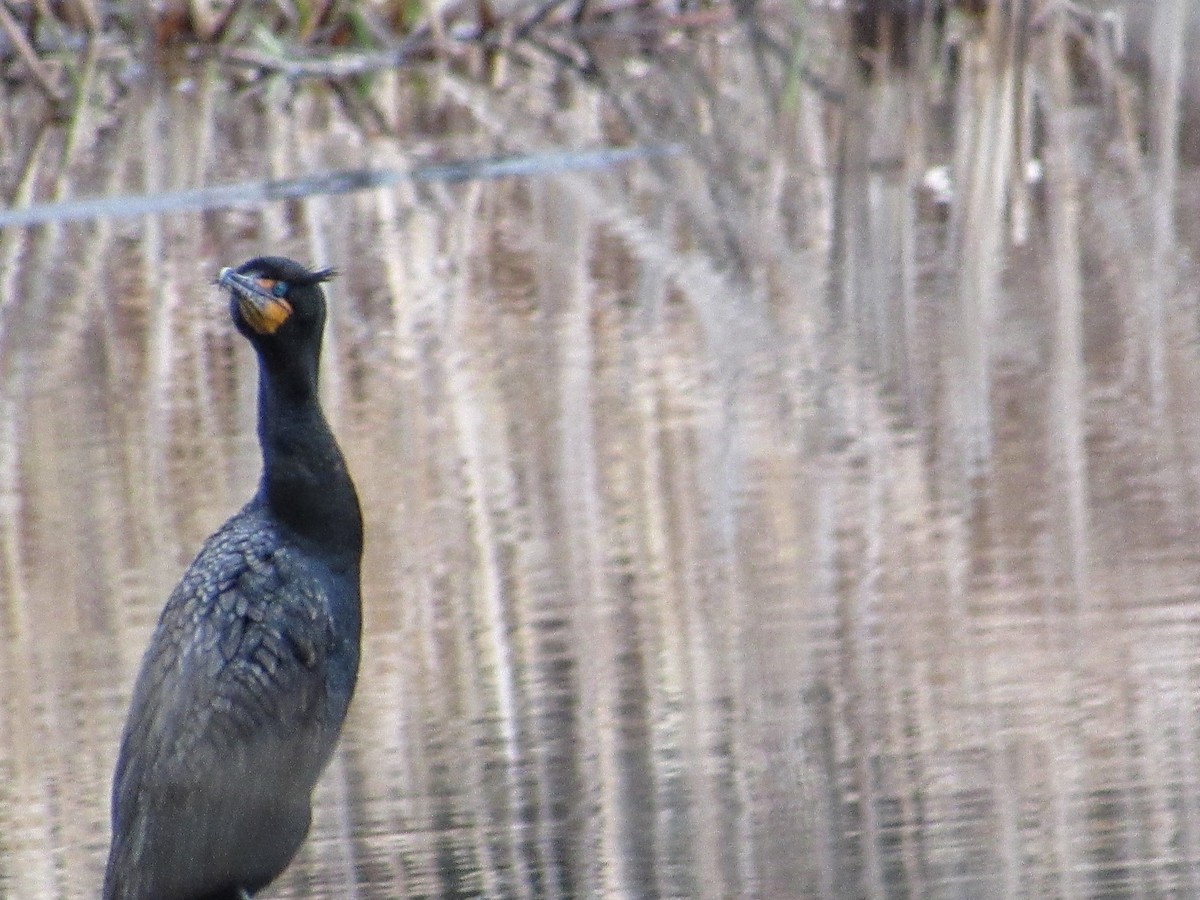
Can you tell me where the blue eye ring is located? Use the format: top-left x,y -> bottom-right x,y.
272,281 -> 288,297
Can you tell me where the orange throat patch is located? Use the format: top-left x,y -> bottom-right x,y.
239,295 -> 293,335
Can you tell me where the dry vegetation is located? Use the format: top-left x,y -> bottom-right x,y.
2,1 -> 1200,898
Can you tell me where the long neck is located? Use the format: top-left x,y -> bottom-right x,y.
255,347 -> 363,570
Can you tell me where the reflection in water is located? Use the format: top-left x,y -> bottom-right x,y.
2,13 -> 1200,900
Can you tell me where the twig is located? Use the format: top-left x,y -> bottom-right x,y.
0,3 -> 67,102
215,44 -> 427,78
0,144 -> 684,229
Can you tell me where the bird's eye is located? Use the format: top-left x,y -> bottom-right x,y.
272,281 -> 289,297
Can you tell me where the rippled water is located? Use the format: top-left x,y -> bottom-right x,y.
2,12 -> 1200,899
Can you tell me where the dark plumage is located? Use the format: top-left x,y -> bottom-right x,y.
103,257 -> 363,900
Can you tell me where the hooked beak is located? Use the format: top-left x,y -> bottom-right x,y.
219,267 -> 293,335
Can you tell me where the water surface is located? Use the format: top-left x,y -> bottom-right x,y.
2,15 -> 1200,899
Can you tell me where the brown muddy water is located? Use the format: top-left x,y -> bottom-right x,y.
3,9 -> 1200,900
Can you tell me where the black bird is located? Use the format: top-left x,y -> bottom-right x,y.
103,257 -> 364,900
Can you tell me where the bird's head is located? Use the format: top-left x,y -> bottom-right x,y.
218,256 -> 336,351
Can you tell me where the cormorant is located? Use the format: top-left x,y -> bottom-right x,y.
102,257 -> 364,900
